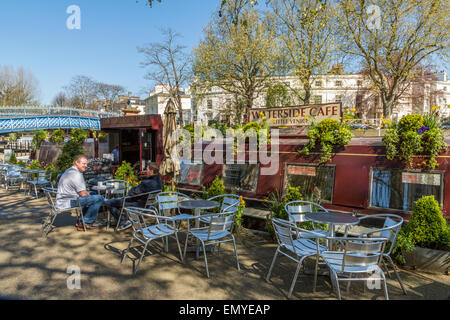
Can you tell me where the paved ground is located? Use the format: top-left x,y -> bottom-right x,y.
0,188 -> 449,301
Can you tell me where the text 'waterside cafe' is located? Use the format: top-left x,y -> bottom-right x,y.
175,102 -> 450,221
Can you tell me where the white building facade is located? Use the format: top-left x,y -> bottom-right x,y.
193,71 -> 450,124
144,84 -> 193,124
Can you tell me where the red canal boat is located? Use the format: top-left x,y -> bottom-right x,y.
174,133 -> 450,222
100,114 -> 449,222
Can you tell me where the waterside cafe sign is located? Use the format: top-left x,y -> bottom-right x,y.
248,103 -> 342,126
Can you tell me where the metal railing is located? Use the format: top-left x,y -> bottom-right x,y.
0,106 -> 120,118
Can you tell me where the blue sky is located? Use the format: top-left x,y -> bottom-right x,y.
0,0 -> 219,104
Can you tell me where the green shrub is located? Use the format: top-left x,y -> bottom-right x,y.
70,128 -> 89,144
391,224 -> 415,265
398,114 -> 424,132
56,139 -> 84,172
383,111 -> 447,169
50,128 -> 65,144
299,119 -> 353,164
205,176 -> 226,200
114,161 -> 139,187
8,152 -> 17,164
407,195 -> 449,250
32,130 -> 48,151
264,185 -> 303,235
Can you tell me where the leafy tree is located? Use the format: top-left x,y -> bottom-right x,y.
266,83 -> 291,107
55,139 -> 84,172
0,66 -> 40,106
338,0 -> 449,117
270,0 -> 339,104
192,1 -> 285,121
32,130 -> 48,151
50,128 -> 65,144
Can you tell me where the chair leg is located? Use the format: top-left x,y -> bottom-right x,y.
183,233 -> 190,261
174,232 -> 184,263
121,237 -> 134,264
201,241 -> 210,278
385,255 -> 407,295
334,272 -> 342,300
231,235 -> 240,271
380,270 -> 389,300
78,209 -> 87,232
313,254 -> 320,293
135,241 -> 150,274
288,256 -> 306,299
266,248 -> 279,281
382,259 -> 391,278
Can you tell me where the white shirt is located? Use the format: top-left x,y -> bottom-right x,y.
55,166 -> 86,210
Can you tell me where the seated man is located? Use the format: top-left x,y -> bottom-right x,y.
56,155 -> 105,231
104,162 -> 162,231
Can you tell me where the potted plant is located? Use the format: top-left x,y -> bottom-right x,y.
298,118 -> 353,164
382,107 -> 447,169
392,195 -> 450,274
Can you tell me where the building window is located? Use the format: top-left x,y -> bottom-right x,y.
313,95 -> 322,104
335,80 -> 343,87
223,164 -> 259,193
284,164 -> 335,202
315,81 -> 323,87
357,80 -> 362,86
335,95 -> 343,102
369,168 -> 444,211
207,100 -> 213,109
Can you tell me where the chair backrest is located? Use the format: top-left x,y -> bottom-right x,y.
145,189 -> 162,208
38,170 -> 50,181
124,207 -> 164,238
156,191 -> 192,216
43,187 -> 57,210
208,194 -> 240,213
360,214 -> 403,255
124,207 -> 146,234
335,237 -> 387,271
206,212 -> 236,239
285,200 -> 328,224
271,218 -> 299,255
106,179 -> 129,197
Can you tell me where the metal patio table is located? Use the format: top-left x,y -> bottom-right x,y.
305,211 -> 360,249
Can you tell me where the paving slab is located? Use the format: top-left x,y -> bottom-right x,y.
0,189 -> 448,300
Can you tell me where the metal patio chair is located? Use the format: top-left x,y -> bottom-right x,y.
109,190 -> 161,231
266,218 -> 327,298
104,179 -> 129,199
348,214 -> 407,295
183,211 -> 240,278
120,207 -> 184,274
27,170 -> 53,198
42,187 -> 84,237
3,169 -> 27,191
156,191 -> 194,227
200,194 -> 240,224
285,200 -> 331,238
321,236 -> 389,300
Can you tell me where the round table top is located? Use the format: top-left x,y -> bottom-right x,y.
305,211 -> 360,225
179,200 -> 220,210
